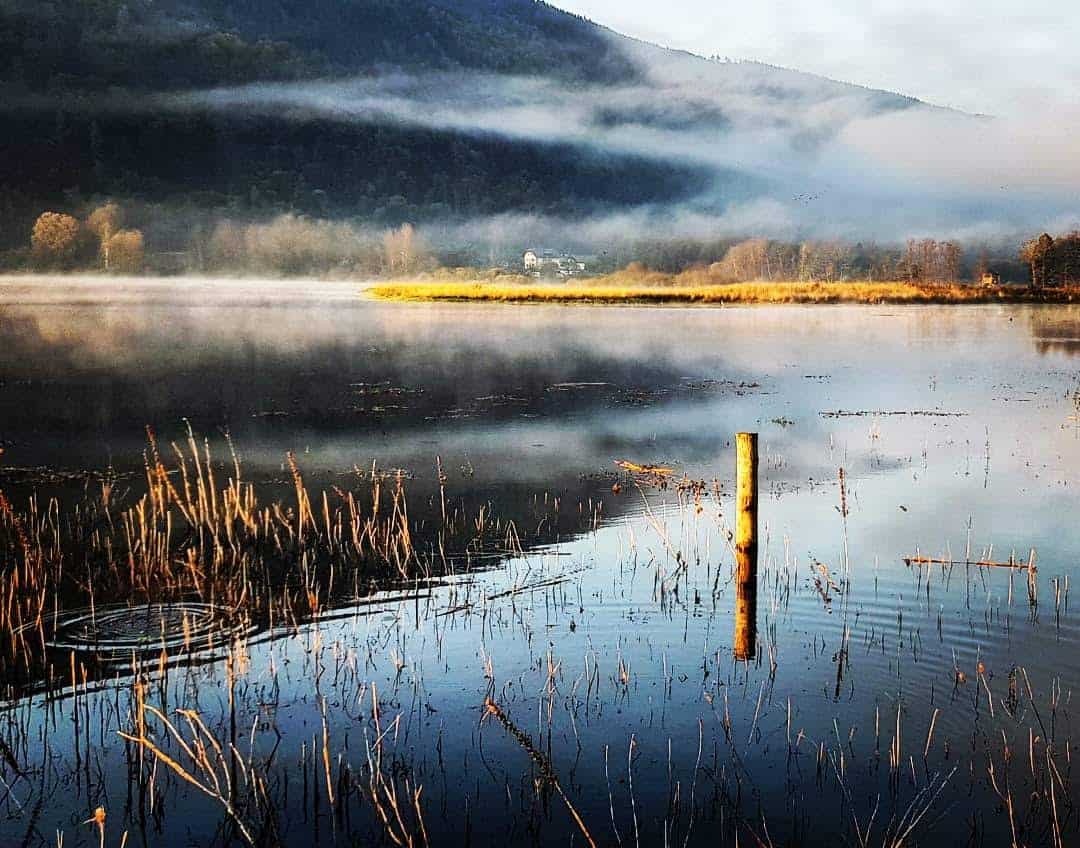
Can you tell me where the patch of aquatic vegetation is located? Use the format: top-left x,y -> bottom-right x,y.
0,427 -> 601,697
820,408 -> 968,418
0,443 -> 1076,848
371,279 -> 1080,305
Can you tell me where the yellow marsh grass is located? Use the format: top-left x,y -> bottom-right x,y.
371,279 -> 1080,305
0,427 -> 535,692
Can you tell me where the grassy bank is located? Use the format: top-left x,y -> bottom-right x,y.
371,278 -> 1080,305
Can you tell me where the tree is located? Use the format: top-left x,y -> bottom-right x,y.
208,221 -> 247,269
104,229 -> 144,273
383,223 -> 424,275
1054,232 -> 1080,286
940,241 -> 963,282
230,214 -> 384,276
713,239 -> 796,282
30,212 -> 81,267
86,202 -> 123,269
1020,234 -> 1054,288
899,238 -> 963,283
796,241 -> 853,282
973,250 -> 990,284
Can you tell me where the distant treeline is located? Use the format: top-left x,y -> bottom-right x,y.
23,202 -> 144,273
590,237 -> 1029,284
5,198 -> 1056,286
0,108 -> 711,255
0,0 -> 714,258
12,202 -> 434,277
1021,233 -> 1080,287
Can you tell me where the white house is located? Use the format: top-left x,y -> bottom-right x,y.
522,249 -> 586,277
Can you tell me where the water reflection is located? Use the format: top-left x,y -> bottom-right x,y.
3,282 -> 1080,846
0,461 -> 623,701
1029,309 -> 1080,356
733,547 -> 757,660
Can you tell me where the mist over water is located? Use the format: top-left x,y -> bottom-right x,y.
2,280 -> 1080,844
5,0 -> 1080,841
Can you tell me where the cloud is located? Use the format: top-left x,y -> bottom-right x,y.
835,106 -> 1080,194
421,199 -> 800,251
558,0 -> 1080,116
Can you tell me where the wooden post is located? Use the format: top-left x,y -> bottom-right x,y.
734,432 -> 758,660
735,433 -> 758,564
733,557 -> 757,661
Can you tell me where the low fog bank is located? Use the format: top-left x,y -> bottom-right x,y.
6,20 -> 1079,278
158,49 -> 1080,243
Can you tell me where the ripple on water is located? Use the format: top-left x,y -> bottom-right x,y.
42,602 -> 253,657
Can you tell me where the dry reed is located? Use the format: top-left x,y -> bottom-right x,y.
371,279 -> 1080,306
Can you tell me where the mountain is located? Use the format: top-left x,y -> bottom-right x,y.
0,0 -> 934,255
1,0 -> 640,91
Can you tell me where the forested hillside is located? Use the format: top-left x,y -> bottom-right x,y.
0,0 -> 932,261
0,0 -> 636,92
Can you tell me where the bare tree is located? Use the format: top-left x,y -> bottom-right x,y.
86,202 -> 123,270
105,229 -> 145,273
383,223 -> 426,275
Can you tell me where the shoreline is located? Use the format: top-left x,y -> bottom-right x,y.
0,273 -> 378,306
371,279 -> 1080,306
4,274 -> 1078,308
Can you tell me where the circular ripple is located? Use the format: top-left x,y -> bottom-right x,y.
44,602 -> 248,656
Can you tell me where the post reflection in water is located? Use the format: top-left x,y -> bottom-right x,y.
734,546 -> 758,661
5,292 -> 1080,846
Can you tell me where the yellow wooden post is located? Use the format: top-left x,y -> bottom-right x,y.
735,432 -> 758,563
734,432 -> 758,660
734,556 -> 757,661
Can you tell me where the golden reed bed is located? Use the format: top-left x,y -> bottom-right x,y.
371,279 -> 1080,305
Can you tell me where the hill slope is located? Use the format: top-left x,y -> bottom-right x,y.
0,0 -> 935,254
0,0 -> 639,91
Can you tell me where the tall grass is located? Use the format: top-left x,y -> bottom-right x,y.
371,279 -> 1080,305
0,427 -> 544,696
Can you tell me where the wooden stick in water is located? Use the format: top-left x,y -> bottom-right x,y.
903,556 -> 1036,571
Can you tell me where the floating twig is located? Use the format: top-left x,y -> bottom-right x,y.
903,556 -> 1036,571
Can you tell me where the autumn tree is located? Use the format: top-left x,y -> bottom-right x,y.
105,229 -> 144,273
723,239 -> 768,280
30,212 -> 82,267
797,241 -> 854,282
86,202 -> 123,269
222,214 -> 384,275
208,221 -> 247,269
1020,234 -> 1054,288
1019,232 -> 1080,287
899,239 -> 963,283
244,214 -> 326,275
710,239 -> 797,282
940,241 -> 962,282
382,223 -> 428,275
1050,232 -> 1080,286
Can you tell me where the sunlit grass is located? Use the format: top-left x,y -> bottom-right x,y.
371,278 -> 1080,305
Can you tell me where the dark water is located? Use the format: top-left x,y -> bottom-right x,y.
1,277 -> 1080,846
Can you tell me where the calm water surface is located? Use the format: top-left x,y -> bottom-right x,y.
1,277 -> 1079,846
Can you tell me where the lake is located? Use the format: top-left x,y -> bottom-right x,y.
1,276 -> 1079,846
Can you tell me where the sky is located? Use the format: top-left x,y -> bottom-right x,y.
555,0 -> 1079,116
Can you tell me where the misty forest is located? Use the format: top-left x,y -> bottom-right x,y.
3,1 -> 1080,847
4,0 -> 1079,285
